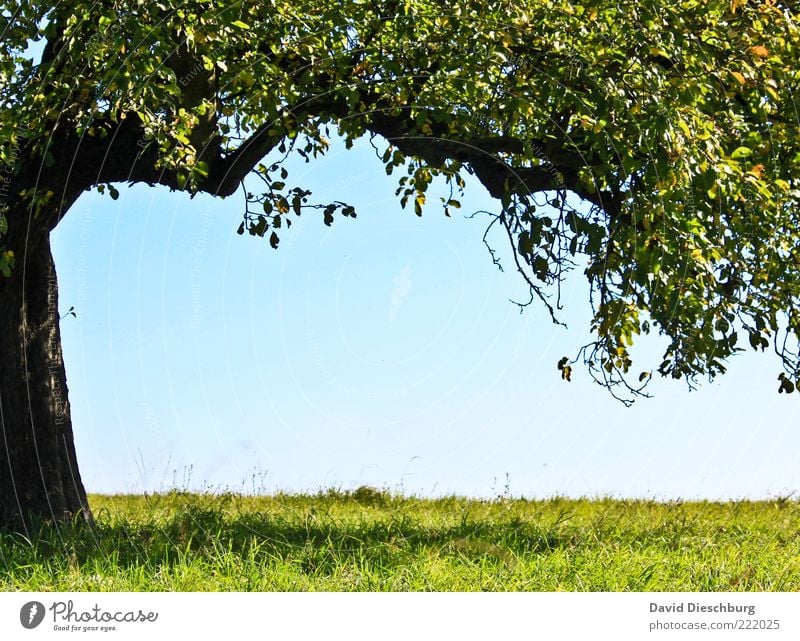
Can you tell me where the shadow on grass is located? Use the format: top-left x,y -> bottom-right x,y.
0,490 -> 567,580
2,491 -> 798,590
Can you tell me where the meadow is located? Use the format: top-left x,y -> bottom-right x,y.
1,489 -> 798,591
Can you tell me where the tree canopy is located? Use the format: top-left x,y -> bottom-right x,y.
2,0 -> 800,402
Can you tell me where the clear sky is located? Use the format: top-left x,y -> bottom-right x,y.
50,135 -> 800,501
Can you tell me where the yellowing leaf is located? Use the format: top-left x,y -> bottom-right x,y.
730,70 -> 746,85
765,85 -> 780,102
749,45 -> 768,58
731,146 -> 752,159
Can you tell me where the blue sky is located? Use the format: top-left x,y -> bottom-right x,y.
51,136 -> 800,500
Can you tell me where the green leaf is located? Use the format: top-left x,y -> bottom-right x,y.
252,217 -> 267,237
0,249 -> 14,278
731,146 -> 752,160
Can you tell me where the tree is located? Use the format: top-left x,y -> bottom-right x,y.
1,0 -> 798,530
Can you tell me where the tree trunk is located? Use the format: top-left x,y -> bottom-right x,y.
0,220 -> 91,533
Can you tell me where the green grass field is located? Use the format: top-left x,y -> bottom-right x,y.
1,489 -> 798,591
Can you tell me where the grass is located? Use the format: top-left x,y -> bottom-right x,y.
1,488 -> 799,591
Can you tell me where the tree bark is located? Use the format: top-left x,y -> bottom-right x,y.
0,216 -> 91,533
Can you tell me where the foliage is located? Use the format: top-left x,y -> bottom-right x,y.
1,490 -> 799,591
2,1 -> 800,398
